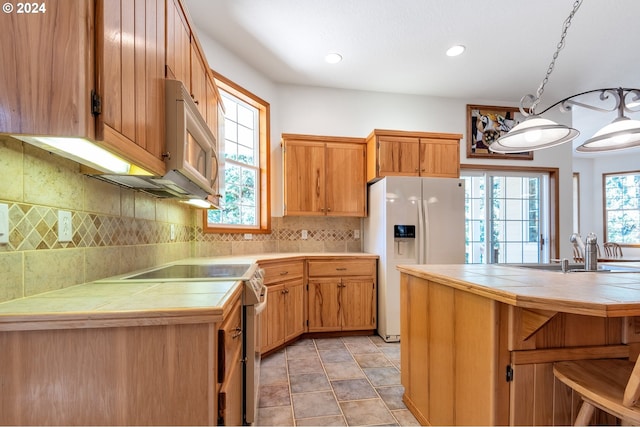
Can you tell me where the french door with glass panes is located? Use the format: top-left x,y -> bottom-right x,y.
463,171 -> 549,264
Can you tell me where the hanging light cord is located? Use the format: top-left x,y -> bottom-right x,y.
523,0 -> 583,116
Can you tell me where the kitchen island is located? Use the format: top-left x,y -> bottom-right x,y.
398,263 -> 640,426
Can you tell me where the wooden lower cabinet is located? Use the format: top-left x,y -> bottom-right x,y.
217,292 -> 243,425
400,272 -> 631,426
0,289 -> 243,426
307,258 -> 377,333
259,260 -> 306,353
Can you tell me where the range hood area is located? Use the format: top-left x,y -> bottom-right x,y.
12,80 -> 221,209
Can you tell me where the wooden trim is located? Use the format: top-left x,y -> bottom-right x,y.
368,128 -> 463,140
461,164 -> 561,259
602,170 -> 640,248
511,345 -> 630,365
203,73 -> 271,234
281,133 -> 367,144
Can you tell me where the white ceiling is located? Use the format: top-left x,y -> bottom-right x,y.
183,0 -> 640,152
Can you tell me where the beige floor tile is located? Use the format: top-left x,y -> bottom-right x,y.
324,360 -> 366,380
256,405 -> 294,426
331,378 -> 378,401
258,384 -> 291,407
295,415 -> 347,426
287,356 -> 324,375
376,385 -> 406,410
286,342 -> 318,359
363,367 -> 401,386
292,391 -> 341,419
345,340 -> 381,354
290,372 -> 331,393
392,409 -> 421,426
259,364 -> 288,386
315,337 -> 347,350
319,348 -> 353,363
353,352 -> 393,368
339,399 -> 396,426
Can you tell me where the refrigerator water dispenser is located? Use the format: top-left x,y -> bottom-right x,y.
394,225 -> 416,258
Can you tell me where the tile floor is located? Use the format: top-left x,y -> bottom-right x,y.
256,335 -> 420,426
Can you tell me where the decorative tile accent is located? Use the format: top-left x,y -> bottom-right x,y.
3,202 -> 192,252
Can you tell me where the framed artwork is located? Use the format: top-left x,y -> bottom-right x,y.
466,104 -> 533,160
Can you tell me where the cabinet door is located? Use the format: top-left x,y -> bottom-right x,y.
283,140 -> 326,215
284,279 -> 307,341
0,0 -> 95,137
341,278 -> 376,331
308,279 -> 341,332
325,142 -> 366,216
218,355 -> 243,426
165,0 -> 190,84
419,138 -> 460,178
261,283 -> 286,353
97,0 -> 166,174
377,136 -> 419,176
190,43 -> 208,120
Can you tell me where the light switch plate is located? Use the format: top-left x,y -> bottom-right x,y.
170,224 -> 176,241
301,230 -> 308,240
0,203 -> 8,244
58,210 -> 72,242
354,229 -> 360,239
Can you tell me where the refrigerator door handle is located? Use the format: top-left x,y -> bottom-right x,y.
417,200 -> 426,264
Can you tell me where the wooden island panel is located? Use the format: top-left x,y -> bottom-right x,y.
399,266 -> 638,426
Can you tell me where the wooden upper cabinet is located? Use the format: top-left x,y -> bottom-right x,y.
282,139 -> 326,215
367,129 -> 462,182
282,134 -> 366,217
377,136 -> 420,176
96,0 -> 166,175
165,0 -> 190,85
0,0 -> 95,138
189,42 -> 208,119
419,138 -> 460,178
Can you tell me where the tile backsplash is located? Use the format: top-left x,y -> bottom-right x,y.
0,137 -> 363,303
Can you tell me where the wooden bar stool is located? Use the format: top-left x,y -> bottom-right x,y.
553,357 -> 640,425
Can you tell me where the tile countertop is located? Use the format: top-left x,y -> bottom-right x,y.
397,263 -> 640,318
0,252 -> 377,331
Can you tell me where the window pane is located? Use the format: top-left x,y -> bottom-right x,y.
605,172 -> 640,243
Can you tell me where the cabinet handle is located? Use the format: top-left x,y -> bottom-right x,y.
281,289 -> 287,295
336,267 -> 347,271
415,168 -> 419,172
279,271 -> 289,276
285,289 -> 290,294
316,169 -> 321,197
327,207 -> 331,212
232,326 -> 242,339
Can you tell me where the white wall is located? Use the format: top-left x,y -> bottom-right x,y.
196,30 -> 576,259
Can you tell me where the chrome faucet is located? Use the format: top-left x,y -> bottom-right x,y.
584,232 -> 598,271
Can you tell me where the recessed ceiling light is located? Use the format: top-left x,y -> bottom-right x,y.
324,52 -> 343,64
446,45 -> 465,57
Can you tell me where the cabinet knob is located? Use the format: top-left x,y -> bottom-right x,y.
279,271 -> 289,276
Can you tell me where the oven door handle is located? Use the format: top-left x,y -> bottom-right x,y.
254,284 -> 268,315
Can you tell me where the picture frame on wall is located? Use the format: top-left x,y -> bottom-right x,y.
466,104 -> 533,160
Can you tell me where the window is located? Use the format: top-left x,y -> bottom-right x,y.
603,171 -> 640,244
204,73 -> 270,233
462,170 -> 550,264
573,172 -> 580,234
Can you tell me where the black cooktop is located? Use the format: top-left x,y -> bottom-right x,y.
124,264 -> 252,280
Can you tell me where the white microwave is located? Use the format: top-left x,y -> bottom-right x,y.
165,79 -> 220,203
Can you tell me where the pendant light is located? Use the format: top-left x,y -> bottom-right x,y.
490,0 -> 640,154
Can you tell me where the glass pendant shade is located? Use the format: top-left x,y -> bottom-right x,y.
576,117 -> 640,152
489,116 -> 580,153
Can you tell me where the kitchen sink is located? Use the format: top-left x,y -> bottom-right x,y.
507,263 -> 640,273
121,263 -> 254,280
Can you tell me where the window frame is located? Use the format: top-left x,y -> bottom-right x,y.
203,72 -> 271,234
602,169 -> 640,247
461,164 -> 560,261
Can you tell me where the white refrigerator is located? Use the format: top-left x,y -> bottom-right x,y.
364,176 -> 465,342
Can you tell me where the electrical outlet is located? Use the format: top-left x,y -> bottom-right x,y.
354,229 -> 360,239
301,230 -> 308,240
170,224 -> 176,241
0,203 -> 8,244
58,210 -> 72,242
244,233 -> 253,240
